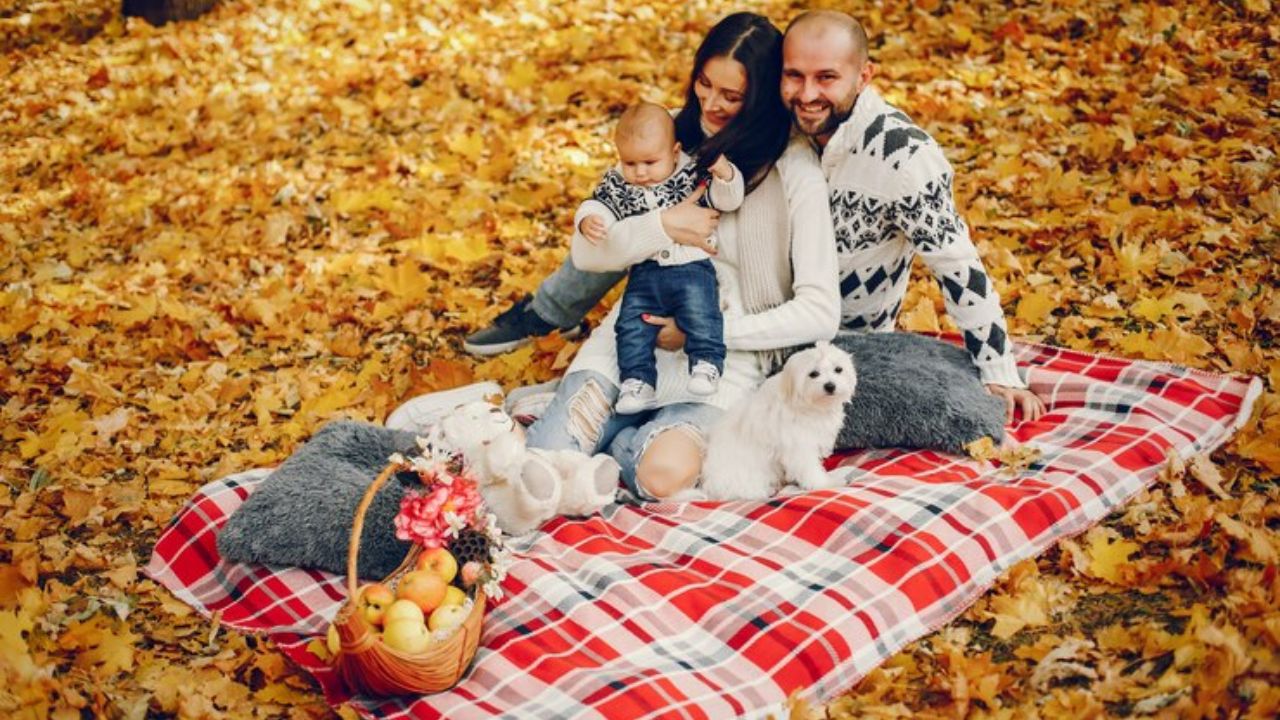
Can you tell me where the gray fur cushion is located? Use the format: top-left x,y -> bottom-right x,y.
216,421 -> 420,579
829,332 -> 1007,453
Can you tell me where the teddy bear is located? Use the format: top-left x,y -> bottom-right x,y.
433,401 -> 618,536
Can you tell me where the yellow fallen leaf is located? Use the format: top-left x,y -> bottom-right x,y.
1016,287 -> 1057,327
447,132 -> 486,162
1215,514 -> 1278,564
987,581 -> 1052,639
115,294 -> 157,327
0,608 -> 36,677
299,383 -> 360,419
331,187 -> 403,214
1085,529 -> 1140,584
899,297 -> 941,333
506,61 -> 538,89
1187,454 -> 1230,500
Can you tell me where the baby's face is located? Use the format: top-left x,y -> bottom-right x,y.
616,133 -> 679,187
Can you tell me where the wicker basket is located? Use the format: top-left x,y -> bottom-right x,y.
329,463 -> 487,696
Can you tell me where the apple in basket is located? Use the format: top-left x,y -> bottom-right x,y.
415,547 -> 459,584
383,599 -> 425,626
382,617 -> 431,654
428,603 -> 468,633
442,586 -> 466,608
396,570 -> 447,613
358,583 -> 396,626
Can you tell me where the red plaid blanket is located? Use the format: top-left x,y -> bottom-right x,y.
145,341 -> 1260,719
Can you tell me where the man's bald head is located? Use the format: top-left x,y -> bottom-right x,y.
784,10 -> 869,67
780,11 -> 875,147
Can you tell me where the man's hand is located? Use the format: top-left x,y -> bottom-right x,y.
985,384 -> 1047,424
660,185 -> 718,255
708,154 -> 734,181
578,214 -> 607,244
642,314 -> 686,351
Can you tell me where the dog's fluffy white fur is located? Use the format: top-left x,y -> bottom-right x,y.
700,342 -> 857,501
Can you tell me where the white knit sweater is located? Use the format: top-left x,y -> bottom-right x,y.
822,87 -> 1024,387
573,152 -> 745,268
567,138 -> 841,410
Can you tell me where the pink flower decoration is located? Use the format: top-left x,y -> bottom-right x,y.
393,473 -> 485,549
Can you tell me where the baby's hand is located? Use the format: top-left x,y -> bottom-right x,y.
709,155 -> 734,181
579,214 -> 607,244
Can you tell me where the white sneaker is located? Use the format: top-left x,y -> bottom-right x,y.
687,361 -> 720,396
385,381 -> 504,433
615,379 -> 657,415
504,378 -> 560,414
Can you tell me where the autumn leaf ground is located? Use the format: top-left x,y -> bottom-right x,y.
2,0 -> 1277,718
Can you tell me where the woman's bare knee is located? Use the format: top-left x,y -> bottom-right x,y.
636,428 -> 704,499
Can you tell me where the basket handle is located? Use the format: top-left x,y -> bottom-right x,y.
346,463 -> 401,600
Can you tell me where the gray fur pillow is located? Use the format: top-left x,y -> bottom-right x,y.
828,332 -> 1007,453
216,421 -> 420,579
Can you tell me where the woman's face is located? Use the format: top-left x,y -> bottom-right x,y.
694,55 -> 747,135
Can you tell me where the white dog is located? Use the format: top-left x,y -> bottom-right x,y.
700,342 -> 857,501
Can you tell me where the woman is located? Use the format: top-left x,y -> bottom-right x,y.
522,12 -> 840,501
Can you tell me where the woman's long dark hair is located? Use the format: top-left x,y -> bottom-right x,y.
673,13 -> 791,193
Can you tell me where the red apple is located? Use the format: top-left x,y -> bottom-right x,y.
358,583 -> 395,626
396,570 -> 447,614
415,547 -> 459,584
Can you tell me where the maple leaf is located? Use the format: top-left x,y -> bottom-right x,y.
1187,454 -> 1231,500
1015,286 -> 1057,327
0,609 -> 37,677
1083,528 -> 1141,585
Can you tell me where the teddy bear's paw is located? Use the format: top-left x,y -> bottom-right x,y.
520,456 -> 562,506
587,455 -> 620,500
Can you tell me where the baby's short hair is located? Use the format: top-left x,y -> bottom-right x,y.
615,101 -> 675,146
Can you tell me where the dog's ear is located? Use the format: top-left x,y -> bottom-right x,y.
779,355 -> 803,405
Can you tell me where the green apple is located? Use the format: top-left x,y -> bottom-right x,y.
441,586 -> 467,607
428,603 -> 468,633
383,598 -> 425,626
381,618 -> 431,654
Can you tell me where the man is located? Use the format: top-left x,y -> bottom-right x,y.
780,10 -> 1044,420
462,10 -> 1044,423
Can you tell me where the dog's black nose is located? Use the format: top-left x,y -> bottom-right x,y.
824,382 -> 837,394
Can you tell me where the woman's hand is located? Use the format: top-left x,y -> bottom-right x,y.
643,314 -> 686,351
660,185 -> 718,256
985,384 -> 1047,424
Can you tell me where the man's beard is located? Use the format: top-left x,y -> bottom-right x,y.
790,95 -> 856,138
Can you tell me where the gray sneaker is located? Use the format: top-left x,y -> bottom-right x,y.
463,296 -> 586,356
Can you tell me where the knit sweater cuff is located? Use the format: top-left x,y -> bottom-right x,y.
571,208 -> 672,273
976,354 -> 1025,388
627,210 -> 676,259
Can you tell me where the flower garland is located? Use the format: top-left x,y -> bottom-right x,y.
388,439 -> 512,601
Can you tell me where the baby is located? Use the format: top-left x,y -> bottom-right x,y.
576,101 -> 744,414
